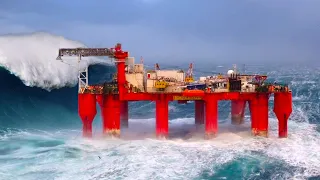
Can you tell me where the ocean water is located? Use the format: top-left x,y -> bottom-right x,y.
0,32 -> 319,180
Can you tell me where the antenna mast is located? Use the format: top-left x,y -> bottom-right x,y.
233,64 -> 237,74
242,64 -> 246,74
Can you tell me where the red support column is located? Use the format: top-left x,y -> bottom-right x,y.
205,95 -> 218,139
117,60 -> 126,97
78,93 -> 97,138
273,92 -> 292,138
156,95 -> 169,138
249,93 -> 269,137
195,100 -> 205,125
101,94 -> 121,137
96,94 -> 103,107
231,100 -> 246,125
120,101 -> 129,128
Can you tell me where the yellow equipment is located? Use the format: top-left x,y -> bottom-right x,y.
185,63 -> 194,83
185,76 -> 194,83
155,80 -> 168,89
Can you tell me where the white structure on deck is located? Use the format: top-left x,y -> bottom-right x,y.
124,58 -> 186,93
145,70 -> 185,93
125,57 -> 145,92
239,75 -> 256,92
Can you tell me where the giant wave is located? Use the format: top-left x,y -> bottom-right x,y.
0,32 -> 110,90
0,32 -> 115,129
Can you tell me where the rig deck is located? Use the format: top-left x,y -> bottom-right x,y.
57,43 -> 292,139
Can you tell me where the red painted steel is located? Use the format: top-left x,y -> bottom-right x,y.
67,43 -> 293,139
273,92 -> 292,138
156,95 -> 169,138
195,100 -> 205,124
120,92 -> 270,102
205,95 -> 218,139
76,43 -> 293,139
80,90 -> 292,139
249,94 -> 269,137
78,93 -> 97,137
117,60 -> 126,98
120,101 -> 129,128
114,44 -> 128,100
101,94 -> 121,137
123,93 -> 161,101
231,100 -> 246,124
183,90 -> 205,97
96,94 -> 103,107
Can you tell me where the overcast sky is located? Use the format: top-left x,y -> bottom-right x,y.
1,0 -> 319,65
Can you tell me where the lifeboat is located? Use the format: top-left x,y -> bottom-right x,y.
182,89 -> 205,97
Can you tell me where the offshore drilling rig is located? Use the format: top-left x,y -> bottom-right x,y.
56,43 -> 292,139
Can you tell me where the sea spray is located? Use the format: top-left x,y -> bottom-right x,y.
0,32 -> 319,179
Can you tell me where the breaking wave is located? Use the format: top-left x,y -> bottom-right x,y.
0,32 -> 110,90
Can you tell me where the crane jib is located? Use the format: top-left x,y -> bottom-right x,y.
57,48 -> 115,58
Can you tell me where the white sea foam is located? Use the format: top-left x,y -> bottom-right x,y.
0,115 -> 319,180
0,32 -> 111,90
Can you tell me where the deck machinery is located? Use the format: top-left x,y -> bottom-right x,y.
57,43 -> 292,139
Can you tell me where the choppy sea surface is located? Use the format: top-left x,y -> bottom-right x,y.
0,32 -> 319,180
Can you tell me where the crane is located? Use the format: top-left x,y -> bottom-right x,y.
155,63 -> 160,70
185,63 -> 194,83
56,43 -> 127,92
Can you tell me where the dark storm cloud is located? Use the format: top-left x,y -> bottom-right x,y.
1,0 -> 320,64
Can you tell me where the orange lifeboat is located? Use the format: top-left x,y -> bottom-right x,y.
182,89 -> 205,97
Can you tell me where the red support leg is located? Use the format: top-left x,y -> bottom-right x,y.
78,93 -> 97,138
205,95 -> 218,139
117,60 -> 127,98
156,95 -> 169,139
101,94 -> 121,137
96,94 -> 103,107
231,100 -> 246,125
273,92 -> 292,138
82,120 -> 93,137
120,101 -> 129,128
195,100 -> 205,125
249,94 -> 269,137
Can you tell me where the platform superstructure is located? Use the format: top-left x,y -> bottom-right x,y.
56,43 -> 292,139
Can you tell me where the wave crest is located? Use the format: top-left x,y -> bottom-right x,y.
0,32 -> 108,91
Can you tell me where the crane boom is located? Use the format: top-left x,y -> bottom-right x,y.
56,48 -> 115,60
184,63 -> 194,83
56,48 -> 115,92
55,43 -> 128,93
187,63 -> 193,77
